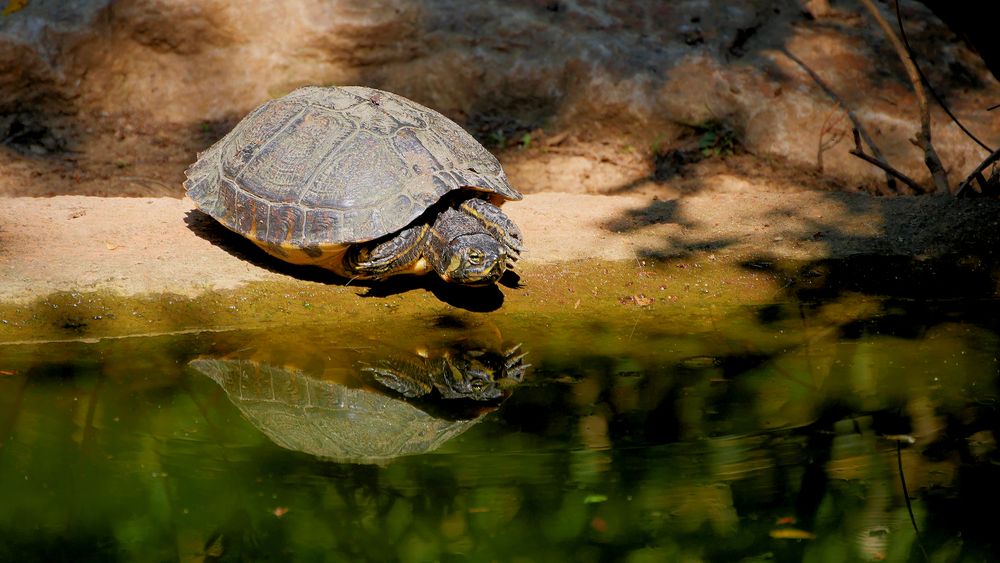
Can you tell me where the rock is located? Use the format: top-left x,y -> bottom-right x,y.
0,0 -> 108,109
0,0 -> 998,193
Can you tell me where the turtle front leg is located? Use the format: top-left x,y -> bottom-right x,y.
459,199 -> 523,266
343,223 -> 432,279
359,355 -> 434,398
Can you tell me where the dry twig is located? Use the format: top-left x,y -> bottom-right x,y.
859,0 -> 949,193
816,107 -> 846,172
849,128 -> 924,193
781,48 -> 897,190
893,0 -> 992,155
956,146 -> 1000,196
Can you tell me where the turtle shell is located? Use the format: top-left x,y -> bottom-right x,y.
184,86 -> 521,266
191,358 -> 485,464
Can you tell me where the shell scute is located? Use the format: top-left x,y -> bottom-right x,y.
220,100 -> 306,180
303,208 -> 347,243
217,179 -> 239,229
231,190 -> 266,240
392,128 -> 442,175
300,130 -> 409,214
236,106 -> 355,205
268,204 -> 306,244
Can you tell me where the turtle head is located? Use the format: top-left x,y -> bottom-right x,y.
439,349 -> 505,400
436,233 -> 507,286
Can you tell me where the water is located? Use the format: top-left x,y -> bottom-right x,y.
1,260 -> 999,562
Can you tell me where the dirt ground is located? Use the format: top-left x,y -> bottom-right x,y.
2,178 -> 998,304
3,0 -> 1000,198
2,103 -> 1000,305
2,0 -> 1000,308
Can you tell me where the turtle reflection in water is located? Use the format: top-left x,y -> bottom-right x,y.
361,342 -> 527,401
190,342 -> 528,464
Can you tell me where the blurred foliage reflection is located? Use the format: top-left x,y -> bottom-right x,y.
0,288 -> 997,562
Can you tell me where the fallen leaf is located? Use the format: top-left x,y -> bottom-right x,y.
618,294 -> 653,307
769,528 -> 816,540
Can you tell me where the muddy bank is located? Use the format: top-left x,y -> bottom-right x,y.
1,186 -> 999,343
2,188 -> 998,302
3,1 -> 999,340
1,0 -> 999,200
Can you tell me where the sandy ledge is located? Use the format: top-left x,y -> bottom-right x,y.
1,183 -> 998,303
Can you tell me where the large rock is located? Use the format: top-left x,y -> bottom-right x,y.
1,0 -> 998,193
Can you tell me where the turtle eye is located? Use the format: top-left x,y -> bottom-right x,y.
468,251 -> 483,265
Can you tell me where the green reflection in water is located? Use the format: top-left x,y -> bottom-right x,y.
0,295 -> 998,562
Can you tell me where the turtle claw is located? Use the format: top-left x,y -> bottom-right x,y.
502,226 -> 523,262
506,365 -> 530,383
461,198 -> 523,266
505,352 -> 529,369
501,344 -> 529,382
504,237 -> 522,265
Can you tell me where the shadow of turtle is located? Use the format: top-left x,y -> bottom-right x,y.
361,274 -> 507,312
183,209 -> 509,312
183,208 -> 334,283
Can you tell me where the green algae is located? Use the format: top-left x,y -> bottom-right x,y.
0,257 -> 790,346
0,253 -> 999,561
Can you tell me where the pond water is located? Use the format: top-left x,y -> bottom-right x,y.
0,258 -> 998,562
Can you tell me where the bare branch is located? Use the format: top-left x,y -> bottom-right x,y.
781,48 -> 896,191
956,146 -> 1000,196
893,0 -> 992,155
859,0 -> 949,193
849,128 -> 925,193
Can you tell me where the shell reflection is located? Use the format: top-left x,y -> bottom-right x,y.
191,338 -> 527,464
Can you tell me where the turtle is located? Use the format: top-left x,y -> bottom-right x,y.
360,342 -> 529,401
191,357 -> 486,464
184,85 -> 523,286
188,340 -> 527,463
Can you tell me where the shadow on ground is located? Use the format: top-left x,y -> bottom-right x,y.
183,209 -> 512,312
742,252 -> 1000,339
